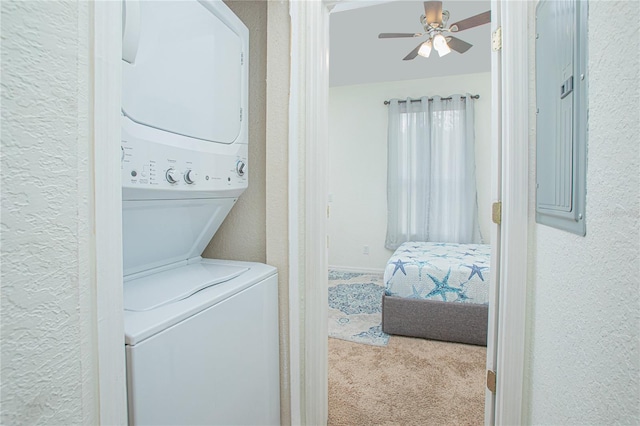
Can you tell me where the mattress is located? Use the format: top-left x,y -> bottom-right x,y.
383,242 -> 491,305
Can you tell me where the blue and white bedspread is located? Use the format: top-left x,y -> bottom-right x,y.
384,242 -> 491,305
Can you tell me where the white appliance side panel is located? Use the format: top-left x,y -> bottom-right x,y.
122,0 -> 247,144
126,274 -> 280,426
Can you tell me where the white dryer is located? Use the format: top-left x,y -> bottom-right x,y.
120,1 -> 279,425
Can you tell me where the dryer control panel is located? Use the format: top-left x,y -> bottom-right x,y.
121,137 -> 248,197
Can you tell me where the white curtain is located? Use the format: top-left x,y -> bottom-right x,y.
385,94 -> 480,250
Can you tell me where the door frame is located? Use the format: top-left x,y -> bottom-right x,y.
288,1 -> 331,424
485,0 -> 503,422
491,1 -> 529,423
287,0 -> 530,424
93,1 -> 127,424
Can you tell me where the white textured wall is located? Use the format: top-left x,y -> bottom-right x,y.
524,1 -> 640,424
328,73 -> 492,271
203,0 -> 268,263
1,1 -> 98,424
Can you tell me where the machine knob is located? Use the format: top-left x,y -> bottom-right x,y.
236,161 -> 246,177
166,168 -> 180,184
184,169 -> 195,184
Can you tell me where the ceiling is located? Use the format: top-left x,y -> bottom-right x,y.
329,0 -> 492,87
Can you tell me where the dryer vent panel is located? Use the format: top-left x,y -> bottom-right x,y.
535,0 -> 587,236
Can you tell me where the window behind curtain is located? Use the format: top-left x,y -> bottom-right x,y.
385,95 -> 480,250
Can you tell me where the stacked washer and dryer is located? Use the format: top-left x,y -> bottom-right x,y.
120,1 -> 280,425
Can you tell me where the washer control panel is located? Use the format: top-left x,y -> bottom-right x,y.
121,138 -> 248,192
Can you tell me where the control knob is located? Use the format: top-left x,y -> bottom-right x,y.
166,168 -> 180,184
236,161 -> 246,177
184,169 -> 196,184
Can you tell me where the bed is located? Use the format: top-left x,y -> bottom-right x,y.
382,241 -> 491,346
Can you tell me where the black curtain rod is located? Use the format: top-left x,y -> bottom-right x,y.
383,94 -> 480,105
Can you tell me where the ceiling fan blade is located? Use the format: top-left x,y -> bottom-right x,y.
449,10 -> 491,32
403,42 -> 424,61
378,32 -> 422,39
446,36 -> 473,53
424,1 -> 443,26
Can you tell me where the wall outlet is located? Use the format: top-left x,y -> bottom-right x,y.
363,245 -> 369,255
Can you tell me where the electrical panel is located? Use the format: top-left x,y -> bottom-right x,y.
535,0 -> 587,236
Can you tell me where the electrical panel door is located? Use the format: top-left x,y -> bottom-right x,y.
535,0 -> 587,235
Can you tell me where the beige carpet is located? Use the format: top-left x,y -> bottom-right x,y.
328,336 -> 486,426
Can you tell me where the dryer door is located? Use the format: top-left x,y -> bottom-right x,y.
122,0 -> 247,144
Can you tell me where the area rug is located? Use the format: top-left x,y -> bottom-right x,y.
328,269 -> 390,346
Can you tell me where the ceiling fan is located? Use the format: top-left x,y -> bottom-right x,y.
378,1 -> 491,60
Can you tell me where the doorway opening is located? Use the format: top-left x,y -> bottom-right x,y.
326,1 -> 494,423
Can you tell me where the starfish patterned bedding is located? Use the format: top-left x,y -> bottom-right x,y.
383,242 -> 491,305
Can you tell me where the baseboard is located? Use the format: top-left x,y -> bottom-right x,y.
328,265 -> 385,275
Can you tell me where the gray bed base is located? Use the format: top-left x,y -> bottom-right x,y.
382,295 -> 488,346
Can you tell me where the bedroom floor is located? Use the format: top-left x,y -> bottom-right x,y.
327,269 -> 486,425
328,335 -> 486,426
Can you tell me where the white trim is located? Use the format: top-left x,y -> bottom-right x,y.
304,0 -> 330,422
288,2 -> 302,423
93,1 -> 127,424
329,0 -> 403,14
485,0 -> 503,423
494,1 -> 529,424
328,265 -> 386,275
289,1 -> 332,424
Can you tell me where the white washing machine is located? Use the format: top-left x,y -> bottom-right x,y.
121,1 -> 279,424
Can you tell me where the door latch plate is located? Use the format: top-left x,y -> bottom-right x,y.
492,201 -> 502,225
487,370 -> 496,393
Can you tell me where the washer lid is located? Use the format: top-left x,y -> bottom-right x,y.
122,0 -> 247,144
124,259 -> 277,346
124,262 -> 249,312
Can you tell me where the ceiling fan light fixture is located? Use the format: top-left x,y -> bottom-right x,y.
436,43 -> 451,57
433,33 -> 451,56
380,2 -> 490,61
417,40 -> 432,58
